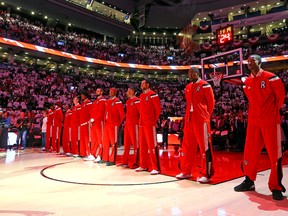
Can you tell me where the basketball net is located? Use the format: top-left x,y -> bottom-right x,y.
209,72 -> 223,87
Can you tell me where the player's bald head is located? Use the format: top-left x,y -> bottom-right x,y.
188,67 -> 200,75
249,54 -> 262,66
188,67 -> 200,81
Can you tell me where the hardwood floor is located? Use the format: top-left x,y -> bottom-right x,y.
0,148 -> 288,216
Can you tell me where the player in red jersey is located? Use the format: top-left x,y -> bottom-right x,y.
45,107 -> 53,151
71,96 -> 81,156
62,104 -> 72,155
50,103 -> 63,153
176,67 -> 215,183
79,91 -> 93,159
117,87 -> 140,168
234,54 -> 286,200
135,80 -> 161,175
90,88 -> 106,162
102,88 -> 125,166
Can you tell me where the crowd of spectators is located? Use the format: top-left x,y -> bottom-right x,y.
1,11 -> 288,67
0,60 -> 287,151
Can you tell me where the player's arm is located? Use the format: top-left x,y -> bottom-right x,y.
99,99 -> 106,117
116,101 -> 125,125
151,94 -> 161,123
134,99 -> 140,113
203,84 -> 215,116
269,75 -> 285,109
241,77 -> 251,101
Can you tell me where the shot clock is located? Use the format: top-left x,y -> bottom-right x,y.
216,25 -> 234,45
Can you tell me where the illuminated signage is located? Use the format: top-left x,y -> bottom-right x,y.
216,25 -> 234,45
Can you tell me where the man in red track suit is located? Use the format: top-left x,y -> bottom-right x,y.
62,105 -> 72,155
45,107 -> 53,151
234,54 -> 286,200
117,87 -> 140,168
102,88 -> 124,166
71,96 -> 81,156
135,80 -> 161,175
79,91 -> 93,159
90,88 -> 106,162
176,67 -> 215,183
50,103 -> 63,153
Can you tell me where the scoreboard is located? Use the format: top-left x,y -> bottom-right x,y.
216,25 -> 234,45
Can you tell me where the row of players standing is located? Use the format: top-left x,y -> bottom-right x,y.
44,80 -> 164,175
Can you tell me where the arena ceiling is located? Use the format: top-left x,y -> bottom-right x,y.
105,0 -> 262,28
4,0 -> 281,35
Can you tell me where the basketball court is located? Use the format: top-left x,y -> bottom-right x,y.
1,147 -> 288,216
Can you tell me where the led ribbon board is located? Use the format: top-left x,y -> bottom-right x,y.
0,37 -> 287,71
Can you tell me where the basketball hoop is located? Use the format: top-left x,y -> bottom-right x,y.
209,72 -> 223,87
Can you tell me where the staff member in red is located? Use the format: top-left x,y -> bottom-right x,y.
50,102 -> 63,153
71,96 -> 81,156
102,88 -> 124,166
234,54 -> 286,200
79,91 -> 94,159
135,80 -> 161,175
176,67 -> 215,183
117,87 -> 140,168
62,104 -> 72,155
90,88 -> 106,162
45,107 -> 53,151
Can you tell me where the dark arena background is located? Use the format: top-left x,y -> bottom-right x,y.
0,0 -> 288,215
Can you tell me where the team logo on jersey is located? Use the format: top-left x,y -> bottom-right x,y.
112,102 -> 114,106
260,81 -> 266,89
196,86 -> 201,92
131,102 -> 134,106
146,96 -> 149,101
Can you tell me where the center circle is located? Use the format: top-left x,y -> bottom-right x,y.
40,161 -> 181,186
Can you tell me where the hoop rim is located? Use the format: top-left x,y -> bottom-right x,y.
209,72 -> 223,87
